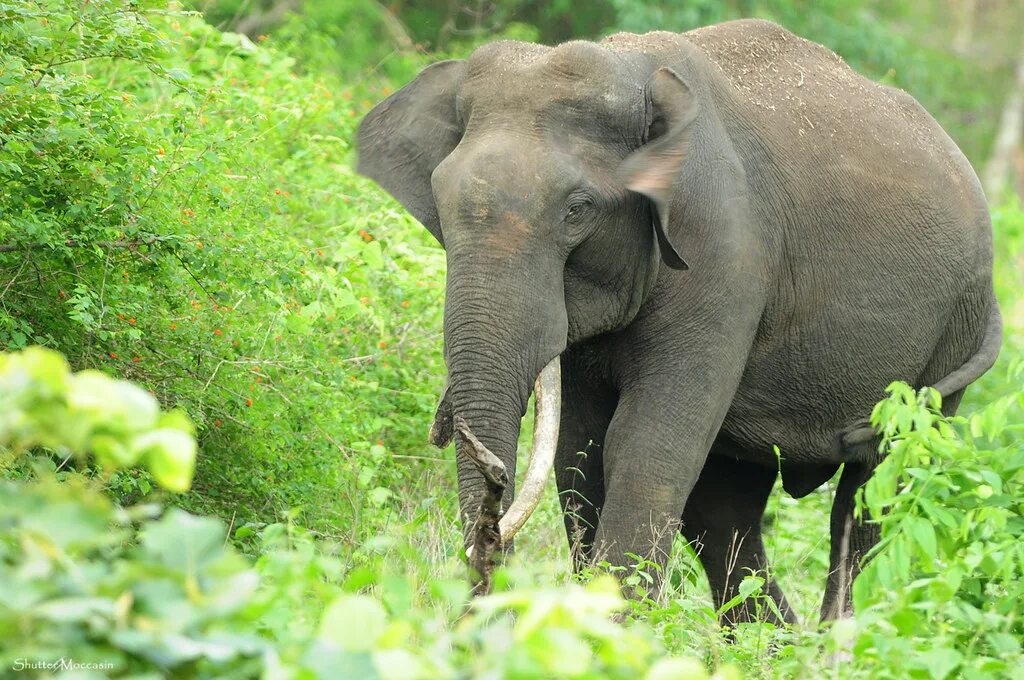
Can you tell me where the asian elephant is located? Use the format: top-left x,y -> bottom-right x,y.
357,19 -> 1001,624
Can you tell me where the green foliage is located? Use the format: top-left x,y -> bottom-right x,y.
848,376 -> 1024,678
0,346 -> 196,490
0,0 -> 450,538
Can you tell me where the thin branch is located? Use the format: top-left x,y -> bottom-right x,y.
0,235 -> 178,253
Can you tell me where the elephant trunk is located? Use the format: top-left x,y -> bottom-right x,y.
442,257 -> 567,553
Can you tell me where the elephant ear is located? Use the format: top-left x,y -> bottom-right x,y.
357,60 -> 466,245
617,68 -> 699,270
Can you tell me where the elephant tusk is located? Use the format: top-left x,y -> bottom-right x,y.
499,356 -> 561,543
465,356 -> 561,560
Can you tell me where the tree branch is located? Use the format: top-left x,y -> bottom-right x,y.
0,235 -> 177,253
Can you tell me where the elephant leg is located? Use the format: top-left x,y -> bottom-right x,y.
553,351 -> 616,573
822,383 -> 967,622
823,325 -> 974,622
591,394 -> 717,600
820,457 -> 880,621
682,445 -> 797,627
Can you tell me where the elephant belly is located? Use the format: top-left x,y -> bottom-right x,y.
721,296 -> 952,467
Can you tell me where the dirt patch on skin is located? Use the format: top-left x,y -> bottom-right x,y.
603,19 -> 964,183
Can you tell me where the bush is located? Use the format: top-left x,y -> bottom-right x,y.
848,376 -> 1024,678
0,346 -> 728,678
0,0 -> 449,540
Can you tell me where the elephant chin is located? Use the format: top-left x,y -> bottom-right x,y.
457,357 -> 562,556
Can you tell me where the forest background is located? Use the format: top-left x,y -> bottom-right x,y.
1,1 -> 1023,678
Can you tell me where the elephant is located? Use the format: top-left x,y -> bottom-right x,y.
357,18 -> 1002,624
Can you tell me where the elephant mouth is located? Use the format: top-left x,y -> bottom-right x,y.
431,356 -> 562,551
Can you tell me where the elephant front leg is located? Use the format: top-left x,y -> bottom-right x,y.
821,458 -> 881,621
591,390 -> 724,600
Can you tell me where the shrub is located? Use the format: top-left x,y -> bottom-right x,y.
0,346 -> 726,678
847,375 -> 1024,679
0,0 -> 448,540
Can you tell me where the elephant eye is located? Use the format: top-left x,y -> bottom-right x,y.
564,195 -> 593,224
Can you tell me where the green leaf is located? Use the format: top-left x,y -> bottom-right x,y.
362,240 -> 384,269
319,595 -> 387,651
133,428 -> 197,492
917,647 -> 962,680
645,657 -> 708,680
905,516 -> 938,561
68,371 -> 159,432
165,67 -> 191,83
142,509 -> 227,572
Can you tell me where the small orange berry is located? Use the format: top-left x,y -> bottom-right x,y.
158,147 -> 165,155
109,352 -> 118,359
378,341 -> 387,349
170,323 -> 177,330
196,241 -> 204,249
118,313 -> 125,320
214,419 -> 222,427
376,439 -> 384,446
128,318 -> 136,325
400,300 -> 410,308
246,398 -> 253,407
132,356 -> 142,363
214,328 -> 222,336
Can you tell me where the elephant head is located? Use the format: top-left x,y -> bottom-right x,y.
357,41 -> 699,550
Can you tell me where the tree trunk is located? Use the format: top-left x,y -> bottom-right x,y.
952,0 -> 977,55
983,46 -> 1024,201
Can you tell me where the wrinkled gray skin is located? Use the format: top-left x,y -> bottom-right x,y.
357,19 -> 1001,624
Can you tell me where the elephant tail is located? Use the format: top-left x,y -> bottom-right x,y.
840,299 -> 1003,459
930,301 -> 1003,399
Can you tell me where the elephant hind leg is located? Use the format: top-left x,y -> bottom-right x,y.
681,445 -> 797,627
554,350 -> 617,573
822,341 -> 972,621
820,457 -> 880,621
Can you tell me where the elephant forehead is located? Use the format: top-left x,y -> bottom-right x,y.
462,40 -> 643,133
